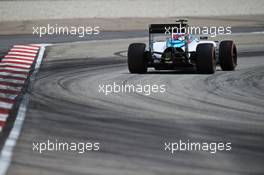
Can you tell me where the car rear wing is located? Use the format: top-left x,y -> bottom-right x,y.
149,23 -> 188,34
148,20 -> 189,52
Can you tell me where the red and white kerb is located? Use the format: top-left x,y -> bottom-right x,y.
0,45 -> 40,132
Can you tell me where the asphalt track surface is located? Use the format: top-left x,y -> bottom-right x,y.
2,30 -> 264,175
1,26 -> 264,51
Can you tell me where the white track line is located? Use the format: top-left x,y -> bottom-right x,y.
0,93 -> 29,175
0,45 -> 46,175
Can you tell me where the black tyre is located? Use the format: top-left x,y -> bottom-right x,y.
196,43 -> 216,74
219,40 -> 237,71
128,43 -> 147,73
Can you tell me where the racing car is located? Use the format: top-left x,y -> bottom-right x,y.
127,19 -> 237,74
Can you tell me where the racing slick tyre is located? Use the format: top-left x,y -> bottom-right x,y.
128,43 -> 148,73
219,40 -> 237,71
196,43 -> 216,74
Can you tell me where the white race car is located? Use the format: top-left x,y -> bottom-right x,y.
128,19 -> 237,74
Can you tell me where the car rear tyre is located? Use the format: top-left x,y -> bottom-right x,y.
219,40 -> 237,71
196,43 -> 216,74
128,43 -> 148,73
